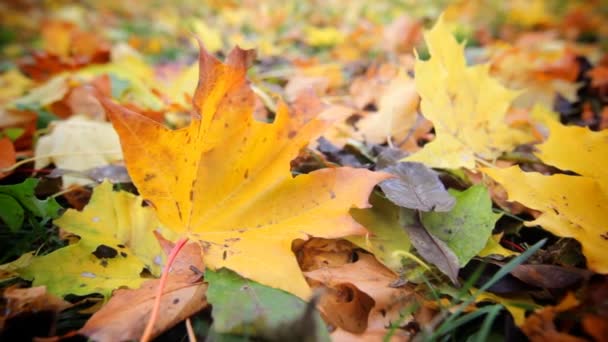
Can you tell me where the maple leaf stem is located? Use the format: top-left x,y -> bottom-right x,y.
140,236 -> 189,342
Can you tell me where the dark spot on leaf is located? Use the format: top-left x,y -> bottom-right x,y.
80,284 -> 86,287
329,190 -> 336,199
552,208 -> 560,215
173,298 -> 179,304
288,130 -> 296,139
100,260 -> 108,267
92,245 -> 118,259
190,190 -> 194,201
380,309 -> 386,317
117,244 -> 126,248
144,173 -> 156,182
240,285 -> 249,291
222,250 -> 227,260
120,252 -> 127,258
225,123 -> 229,128
601,232 -> 608,240
176,203 -> 183,221
244,169 -> 249,179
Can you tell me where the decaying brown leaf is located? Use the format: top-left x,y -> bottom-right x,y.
78,237 -> 207,342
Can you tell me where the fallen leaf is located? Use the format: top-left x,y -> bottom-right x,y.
478,234 -> 519,259
355,70 -> 420,145
12,75 -> 69,108
0,286 -> 71,335
0,70 -> 33,106
305,251 -> 417,340
474,291 -> 536,327
0,253 -> 33,280
404,15 -> 532,169
379,162 -> 455,212
534,118 -> 608,194
0,137 -> 16,179
79,239 -> 206,342
404,213 -> 460,284
421,184 -> 501,266
0,285 -> 71,327
296,238 -> 357,272
304,26 -> 345,47
349,193 -> 412,273
482,119 -> 608,274
521,292 -> 586,341
19,181 -> 168,298
205,268 -> 329,340
102,46 -> 389,299
34,115 -> 123,186
0,109 -> 37,150
510,264 -> 588,289
0,178 -> 61,232
484,167 -> 608,274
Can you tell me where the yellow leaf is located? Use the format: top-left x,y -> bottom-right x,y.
482,119 -> 608,273
11,75 -> 68,108
77,54 -> 164,110
535,119 -> 608,194
304,26 -> 345,47
103,46 -> 389,299
0,69 -> 33,106
163,62 -> 198,108
478,234 -> 519,259
19,181 -> 169,298
475,291 -> 537,326
190,19 -> 224,53
405,15 -> 531,169
34,115 -> 123,186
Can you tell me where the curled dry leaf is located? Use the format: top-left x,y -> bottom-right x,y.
79,239 -> 206,342
0,285 -> 71,330
510,264 -> 589,289
305,252 -> 417,341
102,45 -> 390,298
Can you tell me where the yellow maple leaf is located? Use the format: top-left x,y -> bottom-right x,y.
19,181 -> 170,298
483,118 -> 608,273
102,46 -> 389,299
404,15 -> 532,169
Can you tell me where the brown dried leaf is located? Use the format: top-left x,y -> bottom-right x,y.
79,239 -> 207,342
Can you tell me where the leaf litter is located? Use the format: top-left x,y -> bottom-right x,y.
0,1 -> 607,341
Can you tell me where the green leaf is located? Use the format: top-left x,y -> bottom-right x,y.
2,127 -> 25,141
349,193 -> 412,273
18,181 -> 168,298
0,178 -> 61,221
0,194 -> 25,231
206,268 -> 330,341
421,184 -> 501,267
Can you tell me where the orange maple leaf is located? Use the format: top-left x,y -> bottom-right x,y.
101,46 -> 389,298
